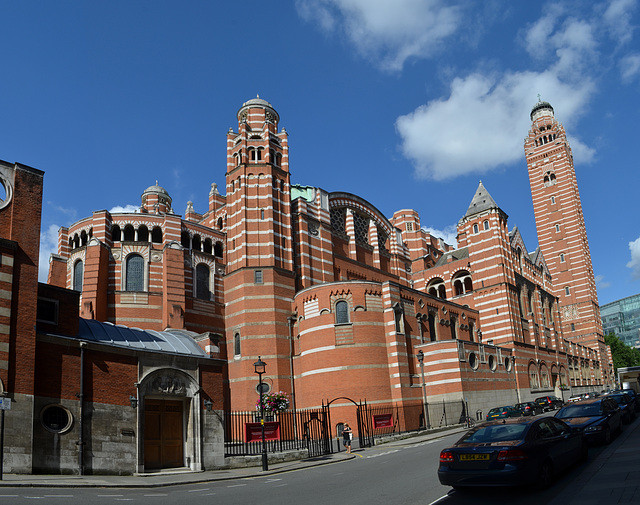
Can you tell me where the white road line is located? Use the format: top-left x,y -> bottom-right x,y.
44,496 -> 75,498
144,494 -> 168,496
427,494 -> 450,505
226,483 -> 247,488
188,488 -> 210,492
98,495 -> 123,497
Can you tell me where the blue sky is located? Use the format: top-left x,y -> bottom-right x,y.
1,0 -> 639,306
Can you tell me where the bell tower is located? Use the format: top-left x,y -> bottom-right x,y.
524,100 -> 603,350
223,97 -> 296,410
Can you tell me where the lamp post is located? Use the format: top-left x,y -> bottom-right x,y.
254,356 -> 268,471
417,350 -> 430,430
511,355 -> 521,404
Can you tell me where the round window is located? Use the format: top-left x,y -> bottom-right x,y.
41,405 -> 73,433
468,352 -> 478,370
256,382 -> 271,395
488,355 -> 496,371
505,357 -> 513,372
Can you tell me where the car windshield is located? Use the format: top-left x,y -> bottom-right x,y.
609,395 -> 627,405
461,424 -> 527,443
557,404 -> 601,417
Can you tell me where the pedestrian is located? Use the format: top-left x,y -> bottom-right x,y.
342,423 -> 353,454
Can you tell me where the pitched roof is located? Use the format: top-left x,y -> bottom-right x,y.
464,181 -> 500,218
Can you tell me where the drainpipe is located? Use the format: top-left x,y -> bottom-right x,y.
288,313 -> 298,437
77,341 -> 86,475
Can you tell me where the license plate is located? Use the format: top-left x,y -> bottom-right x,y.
460,454 -> 490,461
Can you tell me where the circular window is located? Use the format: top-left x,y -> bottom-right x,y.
488,355 -> 497,371
505,357 -> 513,372
256,382 -> 271,395
468,352 -> 478,370
41,405 -> 73,433
0,177 -> 13,211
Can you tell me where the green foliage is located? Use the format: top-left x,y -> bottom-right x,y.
605,333 -> 640,373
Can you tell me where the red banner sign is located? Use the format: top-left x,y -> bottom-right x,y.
373,413 -> 393,429
245,422 -> 281,442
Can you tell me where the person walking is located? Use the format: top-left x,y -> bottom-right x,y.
342,423 -> 353,454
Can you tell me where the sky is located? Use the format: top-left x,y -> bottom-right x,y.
0,0 -> 639,306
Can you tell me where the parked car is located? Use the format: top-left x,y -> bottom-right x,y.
438,417 -> 586,489
606,392 -> 636,424
534,395 -> 564,411
486,406 -> 521,421
612,389 -> 640,413
515,401 -> 543,416
554,397 -> 622,445
568,394 -> 585,403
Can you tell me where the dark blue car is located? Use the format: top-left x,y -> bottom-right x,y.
554,397 -> 622,445
438,417 -> 586,489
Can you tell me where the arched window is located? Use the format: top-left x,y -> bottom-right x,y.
138,225 -> 149,242
73,260 -> 83,292
80,230 -> 88,246
112,225 -> 121,242
427,278 -> 446,299
529,362 -> 540,389
203,238 -> 212,254
450,315 -> 457,339
125,254 -> 144,292
335,300 -> 349,324
123,225 -> 135,242
234,333 -> 241,356
394,303 -> 405,334
195,263 -> 210,300
473,223 -> 479,234
214,242 -> 223,258
181,231 -> 190,249
483,220 -> 489,230
151,226 -> 163,243
428,312 -> 437,341
217,217 -> 223,230
192,234 -> 202,252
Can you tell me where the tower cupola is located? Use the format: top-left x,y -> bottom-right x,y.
141,181 -> 172,214
530,100 -> 554,121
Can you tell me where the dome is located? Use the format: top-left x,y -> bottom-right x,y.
237,95 -> 279,123
142,181 -> 170,197
530,100 -> 554,121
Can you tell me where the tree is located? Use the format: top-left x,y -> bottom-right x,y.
605,333 -> 640,373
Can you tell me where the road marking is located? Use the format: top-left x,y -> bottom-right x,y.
144,494 -> 168,497
188,488 -> 210,492
226,483 -> 247,488
44,496 -> 74,498
427,494 -> 450,505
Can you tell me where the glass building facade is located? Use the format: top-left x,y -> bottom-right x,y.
601,294 -> 640,348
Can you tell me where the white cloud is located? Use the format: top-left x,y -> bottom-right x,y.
422,224 -> 458,248
603,0 -> 637,45
595,274 -> 611,289
627,236 -> 640,280
296,0 -> 462,71
620,53 -> 640,82
38,224 -> 60,282
109,204 -> 139,213
396,70 -> 595,180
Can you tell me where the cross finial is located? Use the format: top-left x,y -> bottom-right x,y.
537,93 -> 541,102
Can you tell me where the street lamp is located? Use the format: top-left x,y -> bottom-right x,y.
417,350 -> 430,430
254,356 -> 268,471
511,355 -> 521,404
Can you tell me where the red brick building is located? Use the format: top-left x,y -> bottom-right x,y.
0,160 -> 226,476
39,97 -> 612,468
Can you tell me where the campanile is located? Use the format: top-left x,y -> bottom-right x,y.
524,100 -> 603,350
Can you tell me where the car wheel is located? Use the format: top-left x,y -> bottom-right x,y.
536,460 -> 554,490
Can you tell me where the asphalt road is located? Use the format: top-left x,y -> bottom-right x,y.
0,424 -> 615,505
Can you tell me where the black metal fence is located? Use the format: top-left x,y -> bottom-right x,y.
224,408 -> 331,457
223,399 -> 466,457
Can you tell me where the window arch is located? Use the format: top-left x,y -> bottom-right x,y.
394,303 -> 405,334
528,362 -> 540,389
73,260 -> 83,292
452,271 -> 472,296
195,263 -> 211,300
483,220 -> 489,230
214,242 -> 224,258
138,225 -> 149,242
428,312 -> 437,341
112,225 -> 121,242
192,234 -> 202,252
123,225 -> 135,242
473,223 -> 479,234
234,333 -> 241,356
125,254 -> 144,292
151,226 -> 163,243
203,238 -> 212,254
335,300 -> 349,324
80,230 -> 88,246
181,231 -> 190,249
427,278 -> 446,299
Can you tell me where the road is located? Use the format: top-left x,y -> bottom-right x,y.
0,419 -> 620,505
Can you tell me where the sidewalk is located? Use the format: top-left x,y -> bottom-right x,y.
0,427 -> 465,488
550,416 -> 640,505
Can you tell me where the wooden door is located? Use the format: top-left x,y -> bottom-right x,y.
144,399 -> 184,470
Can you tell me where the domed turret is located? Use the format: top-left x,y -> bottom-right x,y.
237,95 -> 280,128
530,100 -> 554,121
141,181 -> 172,214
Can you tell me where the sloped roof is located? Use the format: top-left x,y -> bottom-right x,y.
435,247 -> 469,267
77,319 -> 208,357
464,181 -> 500,218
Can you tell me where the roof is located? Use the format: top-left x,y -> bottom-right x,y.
142,181 -> 170,197
77,318 -> 208,357
435,247 -> 469,267
464,181 -> 500,218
